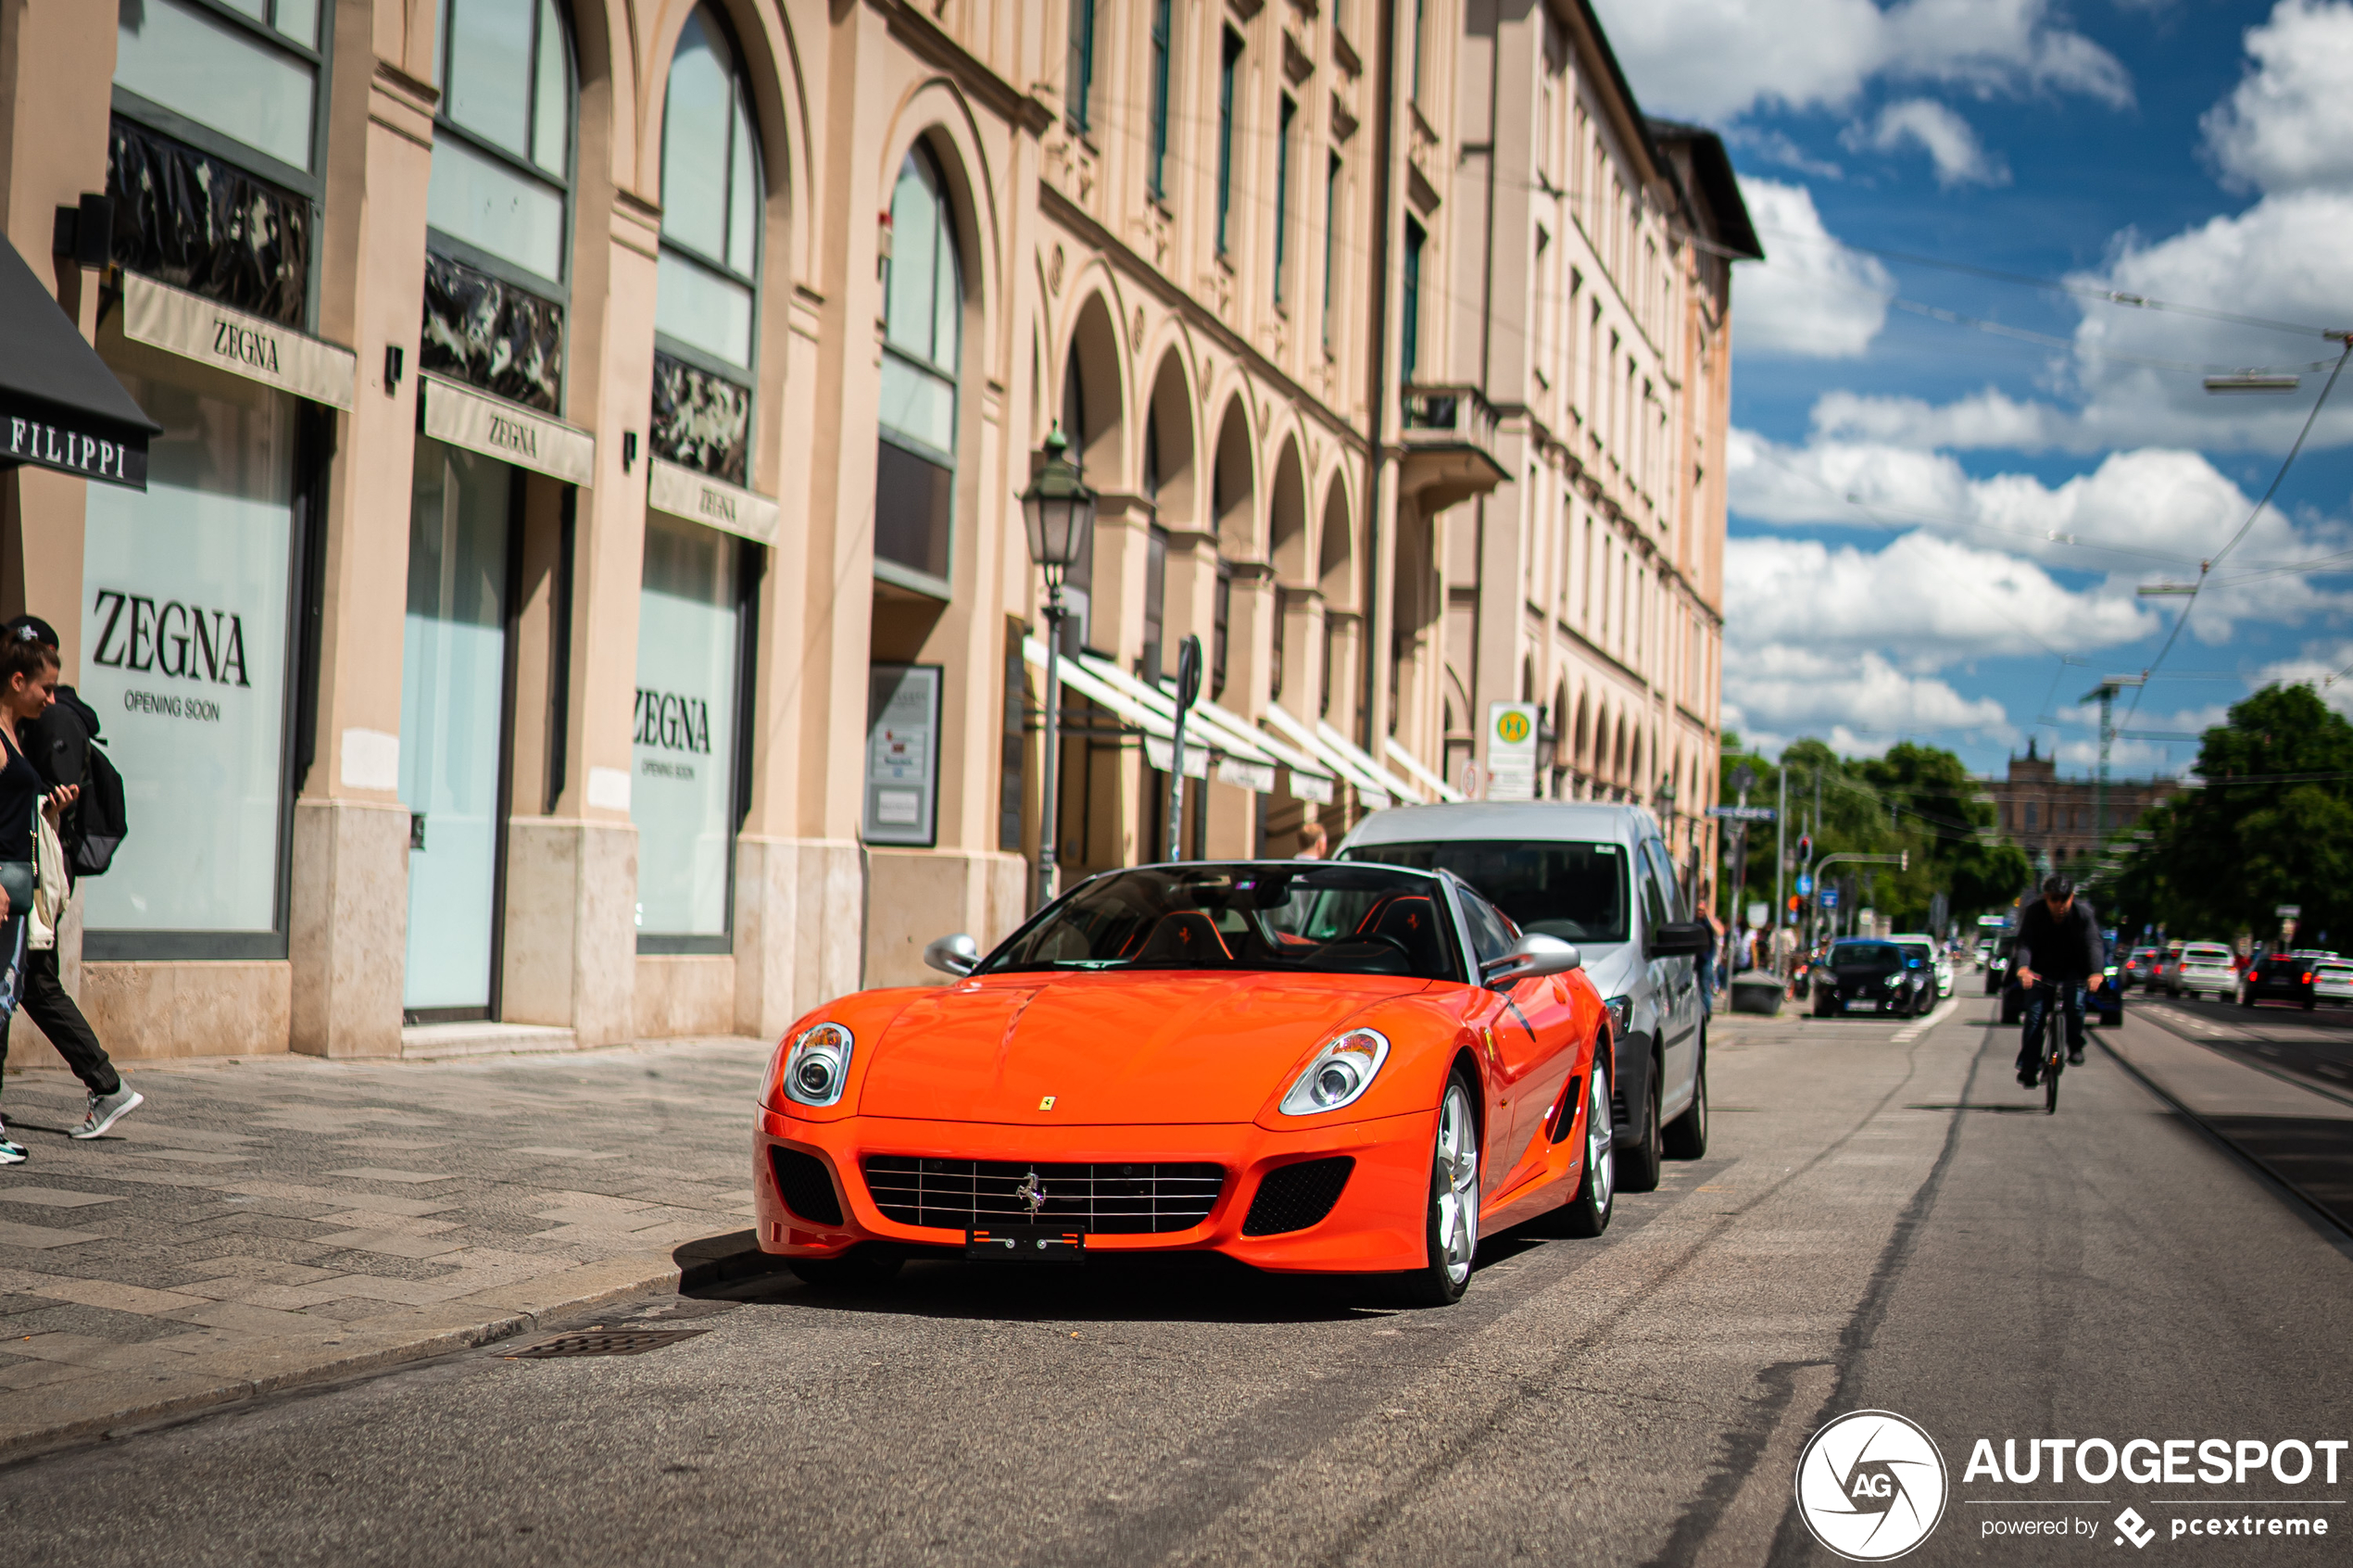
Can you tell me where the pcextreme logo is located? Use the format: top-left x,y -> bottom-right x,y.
1795,1411 -> 1951,1562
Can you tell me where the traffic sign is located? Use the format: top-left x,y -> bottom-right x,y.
1821,887 -> 1840,909
2277,905 -> 2302,919
1796,874 -> 1813,897
1708,805 -> 1778,822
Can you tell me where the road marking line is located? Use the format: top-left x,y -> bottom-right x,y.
1890,997 -> 1958,1042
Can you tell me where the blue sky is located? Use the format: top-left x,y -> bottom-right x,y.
1591,0 -> 2353,781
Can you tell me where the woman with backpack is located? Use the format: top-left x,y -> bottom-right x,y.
0,625 -> 139,1160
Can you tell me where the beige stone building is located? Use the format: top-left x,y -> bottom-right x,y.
1982,742 -> 2178,874
0,0 -> 1743,1067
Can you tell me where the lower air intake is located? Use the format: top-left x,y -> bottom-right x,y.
1240,1156 -> 1355,1236
770,1147 -> 845,1226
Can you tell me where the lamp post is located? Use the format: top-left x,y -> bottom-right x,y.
1020,425 -> 1096,911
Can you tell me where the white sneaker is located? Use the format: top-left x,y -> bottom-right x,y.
70,1086 -> 143,1140
0,1124 -> 23,1165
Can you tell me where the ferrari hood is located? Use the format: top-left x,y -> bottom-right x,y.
855,972 -> 1430,1125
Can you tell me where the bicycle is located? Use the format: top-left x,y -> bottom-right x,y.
2039,984 -> 2063,1115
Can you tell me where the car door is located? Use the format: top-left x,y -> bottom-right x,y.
1639,838 -> 1698,1117
1454,884 -> 1578,1194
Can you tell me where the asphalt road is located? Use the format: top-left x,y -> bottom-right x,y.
6,999 -> 2349,1567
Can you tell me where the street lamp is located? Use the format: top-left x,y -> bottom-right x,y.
1020,425 -> 1096,911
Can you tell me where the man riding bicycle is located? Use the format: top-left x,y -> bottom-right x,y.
2013,873 -> 2106,1089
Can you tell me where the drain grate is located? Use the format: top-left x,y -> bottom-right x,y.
505,1327 -> 709,1359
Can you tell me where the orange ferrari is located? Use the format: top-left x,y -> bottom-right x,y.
752,860 -> 1617,1304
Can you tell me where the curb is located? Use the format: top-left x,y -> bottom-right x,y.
0,1233 -> 790,1468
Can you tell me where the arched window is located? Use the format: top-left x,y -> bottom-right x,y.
875,144 -> 963,587
423,0 -> 575,410
653,6 -> 762,483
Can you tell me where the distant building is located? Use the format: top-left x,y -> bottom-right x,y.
1980,740 -> 2180,872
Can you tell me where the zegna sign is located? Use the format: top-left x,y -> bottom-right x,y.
648,458 -> 779,545
420,373 -> 596,485
121,272 -> 357,409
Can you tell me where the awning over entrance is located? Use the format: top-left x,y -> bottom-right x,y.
1261,702 -> 1430,809
1021,641 -> 1340,800
0,239 -> 157,490
1385,735 -> 1468,803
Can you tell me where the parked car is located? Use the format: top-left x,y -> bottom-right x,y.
1813,938 -> 1935,1018
2149,941 -> 2185,992
2314,960 -> 2353,1006
2167,943 -> 2238,1000
2120,947 -> 2161,990
1890,935 -> 1950,1003
2240,953 -> 2320,1010
1336,802 -> 1713,1196
1984,935 -> 2018,997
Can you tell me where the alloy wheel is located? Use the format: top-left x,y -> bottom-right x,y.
1434,1079 -> 1480,1286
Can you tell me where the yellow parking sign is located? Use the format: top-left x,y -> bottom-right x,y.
1495,709 -> 1531,745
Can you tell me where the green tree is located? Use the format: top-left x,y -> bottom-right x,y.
2113,684 -> 2353,946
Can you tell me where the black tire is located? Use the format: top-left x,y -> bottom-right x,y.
789,1247 -> 904,1289
2305,997 -> 2318,1011
1555,1066 -> 1616,1238
1814,997 -> 1833,1018
1662,1042 -> 1707,1160
1392,1071 -> 1481,1307
1617,1059 -> 1664,1194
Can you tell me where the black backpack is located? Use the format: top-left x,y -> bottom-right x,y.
25,690 -> 126,877
72,740 -> 127,876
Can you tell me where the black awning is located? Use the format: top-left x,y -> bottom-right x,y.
0,237 -> 158,491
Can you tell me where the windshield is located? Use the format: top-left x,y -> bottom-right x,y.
1829,942 -> 1903,972
979,863 -> 1466,982
1339,839 -> 1629,943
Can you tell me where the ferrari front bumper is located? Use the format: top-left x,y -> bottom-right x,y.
752,1107 -> 1435,1273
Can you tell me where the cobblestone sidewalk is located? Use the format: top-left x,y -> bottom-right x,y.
0,1037 -> 776,1457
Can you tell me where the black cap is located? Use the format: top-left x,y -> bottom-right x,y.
2042,874 -> 2075,898
0,615 -> 57,649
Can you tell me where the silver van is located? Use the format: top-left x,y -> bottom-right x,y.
1336,801 -> 1713,1190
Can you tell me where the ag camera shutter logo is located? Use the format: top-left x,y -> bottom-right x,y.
1795,1410 -> 1950,1561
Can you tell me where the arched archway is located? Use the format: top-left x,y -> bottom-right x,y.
1269,438 -> 1308,584
1141,350 -> 1197,521
1316,475 -> 1353,607
1210,395 -> 1257,561
1059,291 -> 1126,486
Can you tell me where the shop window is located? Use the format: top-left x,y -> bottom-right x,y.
1067,0 -> 1097,135
422,252 -> 565,414
633,513 -> 750,947
657,7 -> 762,373
876,144 -> 963,589
80,339 -> 303,958
114,0 -> 321,179
1215,29 -> 1241,257
424,0 -> 575,407
1148,0 -> 1173,199
107,119 -> 311,327
1402,218 -> 1425,383
650,357 -> 752,488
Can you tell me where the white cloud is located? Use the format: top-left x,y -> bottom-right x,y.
1809,386 -> 2061,450
1726,532 -> 2153,668
2202,0 -> 2353,194
1589,0 -> 2130,121
1727,430 -> 2349,638
1845,98 -> 2009,186
2255,643 -> 2353,713
1732,181 -> 1893,358
1722,645 -> 2013,751
1728,126 -> 1846,182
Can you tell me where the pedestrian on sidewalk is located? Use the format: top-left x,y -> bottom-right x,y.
0,623 -> 140,1160
1697,890 -> 1721,1014
1294,821 -> 1328,859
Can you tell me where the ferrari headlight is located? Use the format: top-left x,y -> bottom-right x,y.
782,1022 -> 854,1107
1279,1027 -> 1391,1116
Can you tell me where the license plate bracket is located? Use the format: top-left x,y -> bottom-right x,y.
966,1225 -> 1086,1262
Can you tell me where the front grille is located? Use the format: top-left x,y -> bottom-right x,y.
771,1147 -> 845,1226
1241,1157 -> 1354,1236
861,1157 -> 1224,1235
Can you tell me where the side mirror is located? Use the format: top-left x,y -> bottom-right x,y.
923,933 -> 980,977
1481,932 -> 1582,987
1647,919 -> 1713,958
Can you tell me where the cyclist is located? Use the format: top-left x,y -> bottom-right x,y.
2013,874 -> 2106,1089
